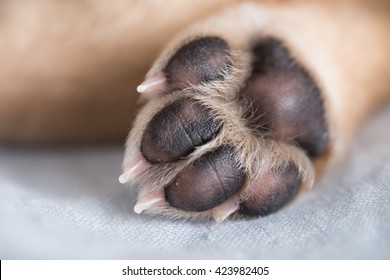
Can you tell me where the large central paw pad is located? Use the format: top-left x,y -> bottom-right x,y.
121,35 -> 328,222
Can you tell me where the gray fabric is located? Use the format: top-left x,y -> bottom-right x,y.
1,104 -> 389,260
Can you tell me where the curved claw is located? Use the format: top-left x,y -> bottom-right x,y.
137,72 -> 167,95
134,188 -> 166,214
119,155 -> 150,184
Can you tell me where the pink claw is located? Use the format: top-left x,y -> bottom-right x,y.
136,72 -> 167,95
211,197 -> 240,223
119,155 -> 150,184
134,188 -> 166,214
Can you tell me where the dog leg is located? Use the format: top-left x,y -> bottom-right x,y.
121,1 -> 390,221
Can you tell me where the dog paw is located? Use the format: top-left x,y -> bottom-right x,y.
121,7 -> 329,222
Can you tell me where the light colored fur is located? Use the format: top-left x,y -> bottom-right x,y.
1,0 -> 388,147
1,0 -> 390,220
122,1 -> 390,220
0,0 -> 236,143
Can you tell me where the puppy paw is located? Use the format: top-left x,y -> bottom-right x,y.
121,7 -> 329,222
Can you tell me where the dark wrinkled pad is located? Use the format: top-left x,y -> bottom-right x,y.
165,145 -> 245,212
240,164 -> 301,216
241,38 -> 329,157
164,37 -> 231,89
141,98 -> 221,164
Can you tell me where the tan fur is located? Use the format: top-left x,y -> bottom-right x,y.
0,0 -> 237,144
122,1 -> 390,220
1,0 -> 390,220
0,0 -> 388,146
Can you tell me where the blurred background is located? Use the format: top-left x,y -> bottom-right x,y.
0,0 -> 234,144
0,0 -> 389,259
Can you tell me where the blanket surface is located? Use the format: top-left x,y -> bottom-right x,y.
1,104 -> 390,259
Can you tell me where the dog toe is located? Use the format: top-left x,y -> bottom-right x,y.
165,145 -> 245,212
164,37 -> 232,89
140,98 -> 221,164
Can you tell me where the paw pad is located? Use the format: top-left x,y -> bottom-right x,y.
123,34 -> 328,221
164,37 -> 232,89
165,145 -> 245,212
240,164 -> 301,216
141,98 -> 221,164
